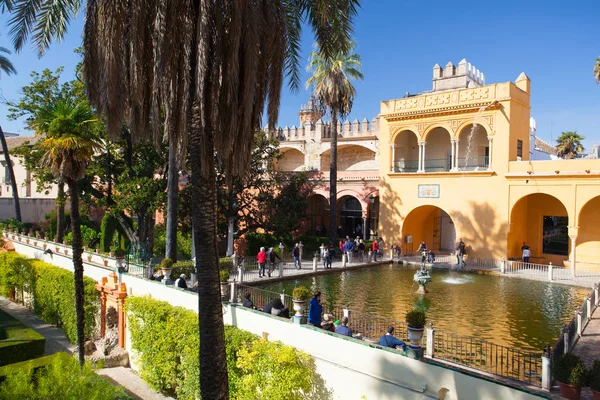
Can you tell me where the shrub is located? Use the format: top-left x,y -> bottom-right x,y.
153,224 -> 193,260
126,296 -> 328,400
552,354 -> 584,385
590,361 -> 600,391
220,270 -> 230,282
171,261 -> 194,279
0,309 -> 45,366
159,258 -> 174,270
405,309 -> 426,329
0,254 -> 99,344
292,286 -> 310,301
0,352 -> 131,399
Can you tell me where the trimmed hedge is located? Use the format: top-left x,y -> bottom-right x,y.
0,352 -> 70,381
0,352 -> 131,399
126,296 -> 328,400
0,253 -> 99,344
0,309 -> 45,367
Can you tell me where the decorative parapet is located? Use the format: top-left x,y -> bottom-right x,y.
266,116 -> 379,143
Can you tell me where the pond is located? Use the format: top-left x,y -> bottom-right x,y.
256,264 -> 588,352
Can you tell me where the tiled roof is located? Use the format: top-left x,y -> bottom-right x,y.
1,136 -> 39,152
534,136 -> 557,155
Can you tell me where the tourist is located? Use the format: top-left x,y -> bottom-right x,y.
263,298 -> 274,314
456,238 -> 466,268
308,291 -> 323,328
335,316 -> 353,337
292,243 -> 301,269
242,293 -> 254,308
418,241 -> 427,262
321,314 -> 335,332
355,224 -> 362,236
174,274 -> 188,289
339,239 -> 345,255
151,269 -> 164,281
427,249 -> 435,263
321,244 -> 330,269
395,244 -> 401,259
267,247 -> 281,277
372,239 -> 379,262
522,242 -> 531,264
344,239 -> 355,263
257,247 -> 268,277
315,224 -> 323,237
271,298 -> 290,318
327,244 -> 335,268
379,326 -> 407,351
358,239 -> 366,262
377,237 -> 385,258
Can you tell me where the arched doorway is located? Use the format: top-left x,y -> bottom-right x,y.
576,196 -> 600,270
338,196 -> 363,238
307,194 -> 329,237
402,206 -> 456,254
424,127 -> 452,172
458,124 -> 489,170
509,193 -> 569,264
393,130 -> 419,172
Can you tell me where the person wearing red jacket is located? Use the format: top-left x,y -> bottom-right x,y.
257,247 -> 267,278
372,240 -> 379,262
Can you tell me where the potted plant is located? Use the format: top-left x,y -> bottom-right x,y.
552,354 -> 585,400
405,309 -> 427,349
95,246 -> 101,254
589,360 -> 600,400
160,258 -> 174,281
220,270 -> 230,297
292,286 -> 310,320
114,248 -> 126,270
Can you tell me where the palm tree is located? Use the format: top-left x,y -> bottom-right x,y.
165,144 -> 179,261
0,46 -> 21,221
307,43 -> 363,245
557,131 -> 585,159
1,1 -> 360,398
32,99 -> 101,367
594,57 -> 600,84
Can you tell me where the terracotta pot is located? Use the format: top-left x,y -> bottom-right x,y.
592,389 -> 600,400
220,282 -> 229,297
558,382 -> 581,400
103,260 -> 109,267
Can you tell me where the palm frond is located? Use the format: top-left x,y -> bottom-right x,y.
0,46 -> 17,76
594,57 -> 600,84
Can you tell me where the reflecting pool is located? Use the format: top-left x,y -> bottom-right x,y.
257,264 -> 588,352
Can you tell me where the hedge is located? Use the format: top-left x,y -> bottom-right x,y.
126,296 -> 330,400
0,352 -> 131,399
0,253 -> 99,344
0,309 -> 45,367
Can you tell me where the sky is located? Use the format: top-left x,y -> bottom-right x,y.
0,0 -> 599,149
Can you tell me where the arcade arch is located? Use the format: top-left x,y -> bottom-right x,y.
457,124 -> 489,170
337,195 -> 363,238
276,148 -> 305,171
575,196 -> 600,270
402,205 -> 456,254
320,144 -> 377,172
392,130 -> 419,172
307,194 -> 329,236
423,127 -> 452,172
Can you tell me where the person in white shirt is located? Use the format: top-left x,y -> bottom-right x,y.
521,242 -> 531,263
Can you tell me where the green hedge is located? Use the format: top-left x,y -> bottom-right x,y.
0,309 -> 45,367
0,352 -> 131,399
126,296 -> 329,400
0,253 -> 99,344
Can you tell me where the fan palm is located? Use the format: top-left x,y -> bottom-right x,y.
307,43 -> 363,244
556,131 -> 585,159
31,99 -> 101,367
0,46 -> 21,221
594,57 -> 600,84
1,1 -> 361,398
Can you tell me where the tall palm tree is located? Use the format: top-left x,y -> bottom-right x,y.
32,99 -> 100,367
307,43 -> 363,245
0,46 -> 21,221
594,57 -> 600,84
1,1 -> 360,398
556,131 -> 585,159
165,144 -> 179,261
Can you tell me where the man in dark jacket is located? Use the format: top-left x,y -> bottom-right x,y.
379,326 -> 406,351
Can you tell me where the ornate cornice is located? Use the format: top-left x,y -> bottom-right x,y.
383,101 -> 501,123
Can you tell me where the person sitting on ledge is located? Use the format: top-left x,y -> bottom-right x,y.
151,269 -> 164,281
271,298 -> 290,318
321,314 -> 335,332
263,298 -> 274,314
335,316 -> 353,337
174,274 -> 188,289
308,291 -> 323,328
242,293 -> 254,308
379,326 -> 406,351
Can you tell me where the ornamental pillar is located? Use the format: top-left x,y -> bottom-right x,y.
455,139 -> 460,170
422,142 -> 427,172
570,235 -> 577,277
390,144 -> 396,172
487,136 -> 493,170
417,142 -> 423,172
450,139 -> 457,171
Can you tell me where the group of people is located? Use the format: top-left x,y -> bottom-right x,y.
415,238 -> 468,267
256,246 -> 282,278
337,236 -> 385,263
242,293 -> 290,318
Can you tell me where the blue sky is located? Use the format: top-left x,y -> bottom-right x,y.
1,0 -> 599,148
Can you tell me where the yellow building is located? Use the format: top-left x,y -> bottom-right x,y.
378,59 -> 600,271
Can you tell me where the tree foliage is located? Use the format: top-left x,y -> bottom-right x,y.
594,57 -> 600,84
556,131 -> 585,159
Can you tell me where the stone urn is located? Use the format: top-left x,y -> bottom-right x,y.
407,327 -> 425,349
292,300 -> 306,319
413,267 -> 432,294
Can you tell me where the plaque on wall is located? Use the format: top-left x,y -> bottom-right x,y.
418,184 -> 440,198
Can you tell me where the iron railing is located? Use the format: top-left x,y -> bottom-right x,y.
424,158 -> 452,172
457,156 -> 489,170
392,160 -> 419,173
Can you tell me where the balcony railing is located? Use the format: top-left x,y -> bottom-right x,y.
392,159 -> 419,173
457,156 -> 489,171
424,158 -> 452,172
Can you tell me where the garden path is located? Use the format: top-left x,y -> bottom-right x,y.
572,305 -> 600,368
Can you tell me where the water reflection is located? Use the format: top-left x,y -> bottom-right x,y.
258,265 -> 588,352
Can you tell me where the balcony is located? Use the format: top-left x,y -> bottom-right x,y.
392,159 -> 419,173
457,156 -> 489,171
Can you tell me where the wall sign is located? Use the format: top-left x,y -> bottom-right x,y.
418,184 -> 440,198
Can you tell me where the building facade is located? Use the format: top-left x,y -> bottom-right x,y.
377,59 -> 600,271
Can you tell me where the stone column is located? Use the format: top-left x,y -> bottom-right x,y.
421,142 -> 426,172
455,139 -> 460,170
487,136 -> 493,170
450,139 -> 457,171
570,235 -> 577,277
417,142 -> 423,172
362,216 -> 367,241
390,144 -> 396,172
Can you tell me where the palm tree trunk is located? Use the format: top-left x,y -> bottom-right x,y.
165,144 -> 179,260
0,125 -> 22,222
190,113 -> 229,400
56,180 -> 65,242
328,111 -> 338,245
67,178 -> 85,367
